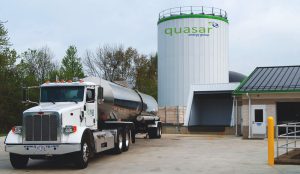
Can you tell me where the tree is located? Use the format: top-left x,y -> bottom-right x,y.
84,44 -> 158,99
0,21 -> 9,51
60,46 -> 84,80
21,46 -> 57,84
0,20 -> 13,74
83,44 -> 136,83
135,53 -> 158,100
0,21 -> 24,133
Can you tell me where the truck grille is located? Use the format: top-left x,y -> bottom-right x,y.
24,114 -> 58,141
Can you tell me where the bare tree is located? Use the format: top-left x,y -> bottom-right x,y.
83,50 -> 101,77
83,44 -> 136,83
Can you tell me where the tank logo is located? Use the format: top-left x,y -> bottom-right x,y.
164,22 -> 219,37
209,22 -> 219,28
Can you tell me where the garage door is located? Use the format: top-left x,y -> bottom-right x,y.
277,102 -> 300,124
188,93 -> 233,128
277,102 -> 300,135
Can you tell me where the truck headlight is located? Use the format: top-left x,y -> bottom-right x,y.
64,125 -> 77,134
12,126 -> 22,134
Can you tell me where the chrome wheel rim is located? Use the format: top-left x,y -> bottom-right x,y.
159,126 -> 162,136
82,143 -> 89,163
157,127 -> 161,136
125,132 -> 129,147
118,135 -> 123,150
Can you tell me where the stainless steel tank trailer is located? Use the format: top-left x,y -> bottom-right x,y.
4,77 -> 162,169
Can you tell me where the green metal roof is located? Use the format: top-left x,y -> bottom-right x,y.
234,65 -> 300,95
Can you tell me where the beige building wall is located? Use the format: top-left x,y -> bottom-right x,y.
240,93 -> 300,139
158,106 -> 186,125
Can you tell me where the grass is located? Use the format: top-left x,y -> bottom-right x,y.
0,133 -> 6,137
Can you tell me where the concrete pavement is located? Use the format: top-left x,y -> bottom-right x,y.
0,134 -> 299,174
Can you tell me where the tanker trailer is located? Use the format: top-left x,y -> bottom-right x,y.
83,77 -> 161,139
5,77 -> 162,169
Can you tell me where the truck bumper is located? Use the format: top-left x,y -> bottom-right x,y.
5,144 -> 81,155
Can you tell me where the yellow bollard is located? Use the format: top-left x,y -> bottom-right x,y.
268,117 -> 274,166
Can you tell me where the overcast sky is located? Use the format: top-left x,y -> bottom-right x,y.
1,0 -> 300,75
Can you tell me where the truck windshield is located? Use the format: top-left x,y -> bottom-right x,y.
41,86 -> 84,103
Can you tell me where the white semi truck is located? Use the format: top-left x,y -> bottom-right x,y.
4,77 -> 162,169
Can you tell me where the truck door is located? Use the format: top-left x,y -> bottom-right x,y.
85,87 -> 96,127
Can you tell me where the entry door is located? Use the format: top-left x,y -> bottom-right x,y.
85,87 -> 96,128
251,105 -> 266,136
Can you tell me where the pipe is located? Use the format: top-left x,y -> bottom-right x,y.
246,93 -> 251,139
236,98 -> 238,135
236,97 -> 239,135
233,96 -> 237,136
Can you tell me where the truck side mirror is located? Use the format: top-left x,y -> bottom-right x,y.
21,86 -> 39,105
22,87 -> 28,103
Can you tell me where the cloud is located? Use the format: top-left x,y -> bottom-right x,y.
1,0 -> 300,75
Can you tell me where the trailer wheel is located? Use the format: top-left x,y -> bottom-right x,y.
131,129 -> 136,143
73,135 -> 90,169
148,123 -> 162,139
122,128 -> 130,152
112,129 -> 123,154
9,153 -> 29,169
157,123 -> 162,139
148,127 -> 155,139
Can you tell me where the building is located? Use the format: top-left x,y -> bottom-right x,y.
234,65 -> 300,139
157,6 -> 245,132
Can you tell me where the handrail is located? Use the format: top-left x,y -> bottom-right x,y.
277,122 -> 300,127
278,141 -> 297,147
276,122 -> 300,157
278,130 -> 300,137
158,6 -> 228,20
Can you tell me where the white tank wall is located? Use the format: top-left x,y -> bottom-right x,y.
158,17 -> 229,107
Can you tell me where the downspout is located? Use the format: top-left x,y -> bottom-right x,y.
235,97 -> 238,135
233,96 -> 237,136
246,93 -> 251,139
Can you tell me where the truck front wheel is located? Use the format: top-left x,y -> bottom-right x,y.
10,153 -> 29,169
73,136 -> 90,169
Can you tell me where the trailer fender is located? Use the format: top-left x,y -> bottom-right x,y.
4,130 -> 22,144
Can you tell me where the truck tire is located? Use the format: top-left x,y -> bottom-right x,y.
112,129 -> 123,154
131,129 -> 136,143
9,153 -> 29,169
148,124 -> 162,139
157,123 -> 162,139
73,135 -> 90,169
122,128 -> 130,152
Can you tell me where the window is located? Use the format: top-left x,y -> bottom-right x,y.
86,89 -> 95,103
41,86 -> 84,102
255,109 -> 263,122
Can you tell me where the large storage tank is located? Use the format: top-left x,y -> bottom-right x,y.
158,6 -> 229,107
